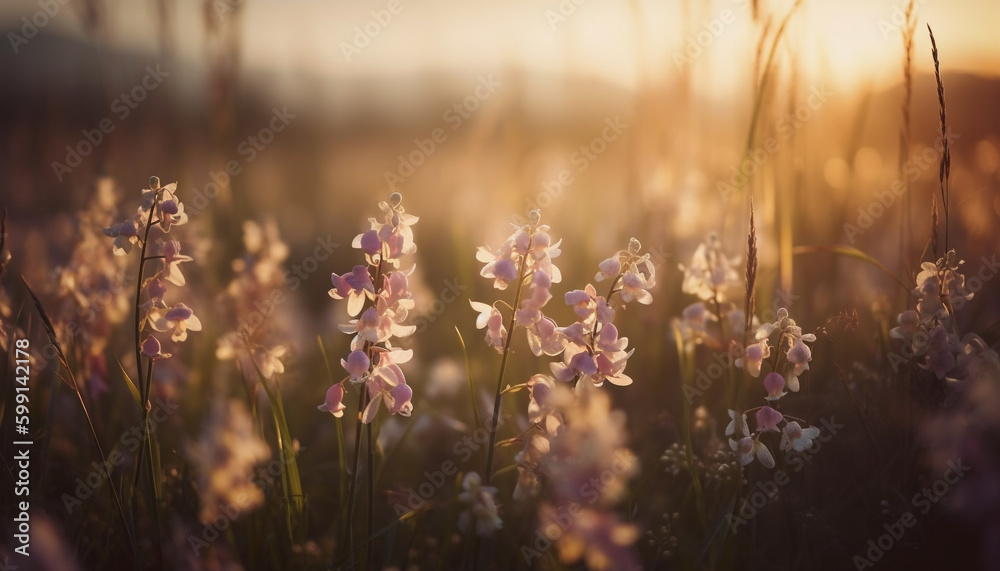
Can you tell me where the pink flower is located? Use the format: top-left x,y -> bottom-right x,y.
470,301 -> 507,353
527,374 -> 556,423
594,255 -> 621,282
341,350 -> 371,383
330,265 -> 375,316
141,335 -> 171,360
737,338 -> 770,377
755,406 -> 784,432
619,266 -> 653,305
526,316 -> 564,357
763,372 -> 786,401
387,382 -> 413,416
565,284 -> 598,323
318,384 -> 347,417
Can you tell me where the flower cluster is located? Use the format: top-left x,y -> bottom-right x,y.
186,399 -> 271,523
726,306 -> 820,468
49,177 -> 132,397
522,384 -> 641,570
102,177 -> 201,364
320,193 -> 418,423
216,219 -> 292,383
470,210 -> 562,354
679,232 -> 741,302
457,471 -> 503,537
549,238 -> 655,388
891,250 -> 975,379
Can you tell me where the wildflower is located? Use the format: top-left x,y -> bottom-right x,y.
780,422 -> 820,452
525,316 -> 564,357
470,301 -> 507,352
755,406 -> 784,432
156,184 -> 188,232
318,384 -> 347,417
252,344 -> 287,379
457,472 -> 503,537
920,325 -> 961,379
725,409 -> 749,438
141,335 -> 171,360
150,302 -> 203,342
679,232 -> 740,301
330,265 -> 376,317
103,219 -> 139,256
539,505 -> 640,571
477,212 -> 562,292
352,192 -> 419,266
737,338 -> 771,377
594,256 -> 621,282
527,374 -> 556,423
187,400 -> 271,524
763,372 -> 786,401
619,264 -> 654,305
160,239 -> 193,286
358,347 -> 414,422
342,349 -> 371,383
731,436 -> 775,468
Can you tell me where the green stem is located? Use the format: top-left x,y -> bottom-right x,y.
484,253 -> 530,484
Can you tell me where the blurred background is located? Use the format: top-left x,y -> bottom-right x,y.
2,0 -> 1000,568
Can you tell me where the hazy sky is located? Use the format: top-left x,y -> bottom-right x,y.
3,0 -> 999,95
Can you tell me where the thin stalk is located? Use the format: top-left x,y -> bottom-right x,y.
484,253 -> 530,484
343,388 -> 367,569
366,421 -> 375,570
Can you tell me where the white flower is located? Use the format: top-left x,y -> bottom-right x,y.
160,239 -> 193,286
458,472 -> 503,537
725,409 -> 749,438
780,422 -> 820,452
150,302 -> 203,342
470,301 -> 507,352
730,436 -> 775,468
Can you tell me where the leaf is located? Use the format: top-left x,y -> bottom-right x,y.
114,354 -> 142,407
793,245 -> 913,293
362,392 -> 383,424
